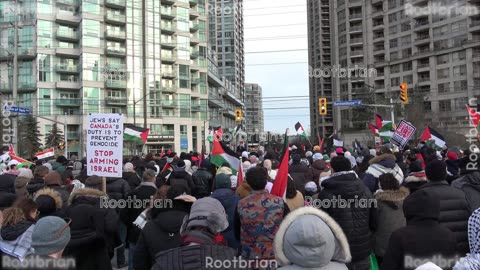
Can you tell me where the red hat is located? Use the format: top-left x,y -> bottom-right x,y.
336,148 -> 344,154
191,156 -> 198,162
447,152 -> 458,160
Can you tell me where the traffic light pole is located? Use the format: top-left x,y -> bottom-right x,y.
360,102 -> 395,124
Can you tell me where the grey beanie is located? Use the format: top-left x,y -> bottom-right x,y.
181,197 -> 228,235
31,216 -> 71,256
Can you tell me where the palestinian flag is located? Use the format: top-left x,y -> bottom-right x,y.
379,121 -> 394,143
420,126 -> 446,150
236,160 -> 243,187
211,139 -> 240,174
466,105 -> 480,131
207,126 -> 222,142
10,154 -> 33,168
333,133 -> 343,147
233,124 -> 242,137
368,123 -> 378,136
35,148 -> 55,160
271,128 -> 289,199
295,122 -> 307,140
375,114 -> 383,134
8,144 -> 15,156
124,124 -> 149,144
318,135 -> 324,152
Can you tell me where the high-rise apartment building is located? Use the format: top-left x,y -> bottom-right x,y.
0,0 -> 210,157
244,83 -> 264,135
308,0 -> 480,137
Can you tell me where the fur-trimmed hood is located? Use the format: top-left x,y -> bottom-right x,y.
274,207 -> 351,268
374,187 -> 409,202
34,188 -> 63,209
369,154 -> 397,166
68,187 -> 107,205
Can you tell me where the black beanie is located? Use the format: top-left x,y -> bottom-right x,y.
35,195 -> 57,216
403,189 -> 440,221
425,160 -> 447,181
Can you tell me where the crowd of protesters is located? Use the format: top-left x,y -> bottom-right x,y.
0,141 -> 479,270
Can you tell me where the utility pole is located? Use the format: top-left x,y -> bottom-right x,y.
12,0 -> 19,154
64,112 -> 68,158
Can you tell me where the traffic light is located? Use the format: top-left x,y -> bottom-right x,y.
235,109 -> 242,122
319,98 -> 327,115
400,82 -> 408,104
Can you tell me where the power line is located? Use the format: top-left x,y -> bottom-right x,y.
246,62 -> 308,66
243,4 -> 306,11
245,48 -> 308,54
244,11 -> 306,17
244,23 -> 306,29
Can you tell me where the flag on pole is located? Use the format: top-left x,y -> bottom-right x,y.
124,124 -> 149,144
10,155 -> 33,168
420,126 -> 446,150
318,135 -> 324,152
294,122 -> 307,140
35,148 -> 55,160
198,144 -> 205,168
375,114 -> 383,134
211,138 -> 240,174
368,123 -> 378,136
8,144 -> 15,156
379,121 -> 394,143
237,160 -> 243,187
333,133 -> 344,147
466,105 -> 480,131
271,128 -> 289,198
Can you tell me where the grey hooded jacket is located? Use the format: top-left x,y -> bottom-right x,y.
273,207 -> 352,270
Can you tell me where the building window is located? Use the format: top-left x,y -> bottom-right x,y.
455,98 -> 468,110
389,38 -> 398,48
437,54 -> 449,64
403,62 -> 412,71
454,80 -> 467,92
437,68 -> 449,79
423,101 -> 431,112
438,83 -> 450,93
439,100 -> 451,112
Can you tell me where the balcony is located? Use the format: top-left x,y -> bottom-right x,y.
161,9 -> 176,20
55,64 -> 80,74
56,29 -> 79,42
190,9 -> 199,19
414,20 -> 429,29
417,62 -> 430,69
471,20 -> 480,31
191,78 -> 201,85
56,48 -> 81,57
17,48 -> 36,60
161,39 -> 176,49
105,64 -> 127,72
105,0 -> 126,9
350,37 -> 363,44
373,20 -> 384,29
105,47 -> 126,57
105,13 -> 126,25
190,23 -> 200,32
56,81 -> 81,90
190,35 -> 200,45
105,97 -> 128,105
349,26 -> 363,33
57,0 -> 79,6
162,101 -> 177,108
191,105 -> 203,112
161,0 -> 175,5
161,71 -> 176,78
223,109 -> 236,118
105,29 -> 126,41
350,50 -> 364,57
162,86 -> 177,93
208,97 -> 224,108
55,12 -> 81,26
161,24 -> 175,34
349,13 -> 363,21
0,50 -> 13,60
105,80 -> 127,89
190,50 -> 199,59
189,0 -> 198,5
161,54 -> 176,63
55,98 -> 81,107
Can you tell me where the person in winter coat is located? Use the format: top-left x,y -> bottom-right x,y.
363,146 -> 404,193
273,207 -> 352,270
192,159 -> 214,198
33,188 -> 65,218
27,165 -> 48,196
168,160 -> 195,193
373,173 -> 409,264
316,156 -> 377,270
0,201 -> 37,261
403,160 -> 428,193
64,186 -> 117,270
152,197 -> 243,270
30,216 -> 71,261
0,174 -> 17,210
263,159 -> 278,181
43,171 -> 70,209
305,157 -> 331,187
446,151 -> 460,184
14,176 -> 31,198
421,159 -> 471,255
289,154 -> 309,195
394,152 -> 408,177
381,189 -> 457,270
452,153 -> 480,211
285,179 -> 304,211
122,162 -> 142,190
237,166 -> 289,260
134,184 -> 194,270
211,173 -> 241,250
120,169 -> 157,270
52,156 -> 67,176
453,208 -> 480,270
236,180 -> 252,199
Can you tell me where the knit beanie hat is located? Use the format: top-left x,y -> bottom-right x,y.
425,160 -> 447,181
369,149 -> 377,157
215,173 -> 231,189
85,175 -> 102,190
447,152 -> 459,161
35,195 -> 57,216
180,197 -> 228,235
305,181 -> 318,193
44,171 -> 62,186
31,216 -> 71,256
312,153 -> 323,162
305,151 -> 313,157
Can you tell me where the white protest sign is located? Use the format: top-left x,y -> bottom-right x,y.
86,113 -> 123,177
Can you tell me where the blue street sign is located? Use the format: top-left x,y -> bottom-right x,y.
180,139 -> 188,149
3,106 -> 31,114
333,100 -> 362,107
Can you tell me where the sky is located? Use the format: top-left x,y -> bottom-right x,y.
243,0 -> 309,134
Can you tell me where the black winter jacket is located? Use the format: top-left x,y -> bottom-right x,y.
316,171 -> 377,263
26,177 -> 45,196
44,184 -> 70,210
64,188 -> 118,270
211,188 -> 241,250
168,169 -> 195,193
106,177 -> 130,201
452,171 -> 480,212
420,181 -> 471,255
289,162 -> 309,195
134,209 -> 188,270
123,171 -> 142,190
120,183 -> 157,244
381,189 -> 457,270
192,168 -> 214,198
